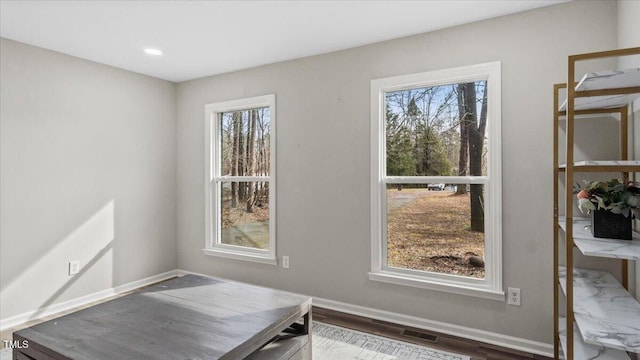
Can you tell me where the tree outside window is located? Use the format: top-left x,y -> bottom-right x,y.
205,95 -> 276,264
370,63 -> 502,299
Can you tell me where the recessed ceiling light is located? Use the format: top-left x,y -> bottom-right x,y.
144,48 -> 163,56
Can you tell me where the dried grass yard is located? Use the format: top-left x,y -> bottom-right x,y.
386,188 -> 485,278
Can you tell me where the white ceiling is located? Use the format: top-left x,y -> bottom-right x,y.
1,0 -> 568,82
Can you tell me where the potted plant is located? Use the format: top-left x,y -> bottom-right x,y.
575,179 -> 640,240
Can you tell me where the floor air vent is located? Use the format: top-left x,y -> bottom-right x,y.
402,329 -> 438,343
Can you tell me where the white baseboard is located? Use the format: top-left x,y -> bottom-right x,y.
1,269 -> 554,358
176,269 -> 553,357
312,297 -> 554,358
0,270 -> 179,331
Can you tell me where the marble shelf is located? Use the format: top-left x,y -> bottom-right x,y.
558,160 -> 640,172
559,94 -> 640,111
558,218 -> 640,261
559,317 -> 630,360
559,68 -> 640,111
559,267 -> 640,353
576,69 -> 640,91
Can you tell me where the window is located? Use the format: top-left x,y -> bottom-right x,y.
370,63 -> 503,299
204,95 -> 276,265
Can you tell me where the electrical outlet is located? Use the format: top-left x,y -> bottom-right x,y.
282,255 -> 289,269
507,287 -> 521,306
69,260 -> 80,275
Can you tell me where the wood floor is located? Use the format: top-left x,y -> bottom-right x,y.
313,307 -> 552,360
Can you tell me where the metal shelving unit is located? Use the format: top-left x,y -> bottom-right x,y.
553,47 -> 640,360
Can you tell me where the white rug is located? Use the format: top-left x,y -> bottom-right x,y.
0,324 -> 470,360
312,322 -> 470,360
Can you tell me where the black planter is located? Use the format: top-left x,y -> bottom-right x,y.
590,209 -> 632,240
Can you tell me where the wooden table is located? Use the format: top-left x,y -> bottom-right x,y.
13,274 -> 312,360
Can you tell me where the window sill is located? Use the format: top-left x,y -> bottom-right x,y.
202,248 -> 278,266
368,270 -> 505,301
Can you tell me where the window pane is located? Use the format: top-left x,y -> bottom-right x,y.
386,184 -> 485,278
219,181 -> 270,249
220,107 -> 271,177
384,81 -> 488,177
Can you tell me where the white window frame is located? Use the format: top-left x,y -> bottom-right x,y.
204,94 -> 277,265
369,62 -> 503,300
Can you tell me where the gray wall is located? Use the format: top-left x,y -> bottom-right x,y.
0,39 -> 177,319
176,0 -> 618,343
618,0 -> 640,69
